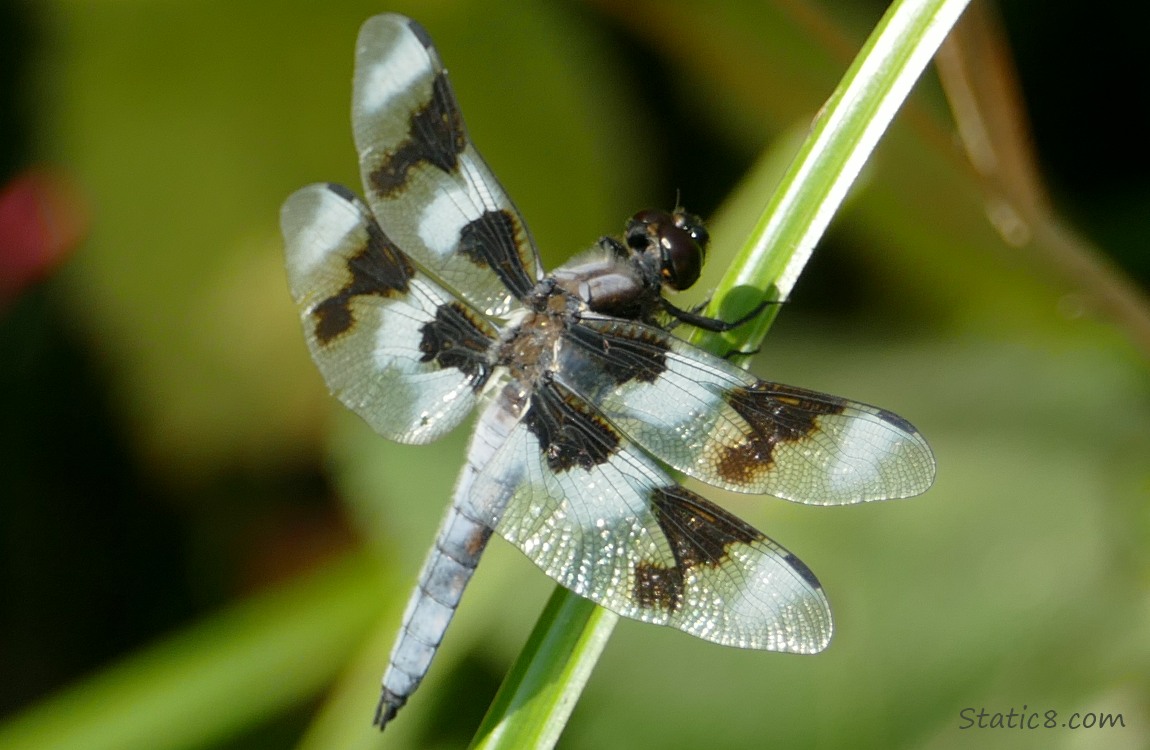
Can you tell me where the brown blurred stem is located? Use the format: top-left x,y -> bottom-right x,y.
936,2 -> 1150,357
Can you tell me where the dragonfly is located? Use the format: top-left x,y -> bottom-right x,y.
280,13 -> 936,729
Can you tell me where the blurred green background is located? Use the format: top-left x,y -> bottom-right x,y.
1,0 -> 1148,748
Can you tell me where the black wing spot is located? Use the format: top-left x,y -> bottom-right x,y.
715,383 -> 846,486
633,562 -> 684,612
418,301 -> 494,389
653,485 -> 760,567
458,209 -> 535,299
634,485 -> 764,612
369,72 -> 467,197
524,381 -> 620,473
312,220 -> 414,345
563,321 -> 669,386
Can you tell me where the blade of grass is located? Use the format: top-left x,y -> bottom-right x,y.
469,588 -> 616,749
468,0 -> 970,746
699,0 -> 973,354
0,553 -> 386,750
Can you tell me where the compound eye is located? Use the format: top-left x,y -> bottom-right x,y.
623,208 -> 708,290
673,209 -> 709,253
658,222 -> 704,290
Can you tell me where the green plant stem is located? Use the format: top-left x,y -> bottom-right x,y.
702,0 -> 974,353
470,589 -> 617,749
469,0 -> 971,747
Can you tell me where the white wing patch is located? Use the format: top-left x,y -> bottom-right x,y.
357,24 -> 429,117
416,157 -> 487,258
283,182 -> 368,279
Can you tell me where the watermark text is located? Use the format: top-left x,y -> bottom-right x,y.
959,705 -> 1125,731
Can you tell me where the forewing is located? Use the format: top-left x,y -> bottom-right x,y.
281,183 -> 495,444
352,14 -> 541,316
468,381 -> 832,652
557,316 -> 936,504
